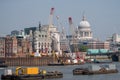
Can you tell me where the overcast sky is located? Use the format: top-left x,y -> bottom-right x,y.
0,0 -> 120,41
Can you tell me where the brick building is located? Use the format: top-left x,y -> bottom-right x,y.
5,36 -> 17,57
87,41 -> 110,49
16,36 -> 32,57
0,37 -> 5,57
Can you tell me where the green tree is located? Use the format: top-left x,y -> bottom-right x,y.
78,44 -> 88,52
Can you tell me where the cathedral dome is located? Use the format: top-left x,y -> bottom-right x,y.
77,15 -> 93,40
79,16 -> 90,28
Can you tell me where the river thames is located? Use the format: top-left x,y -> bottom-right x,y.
0,62 -> 120,80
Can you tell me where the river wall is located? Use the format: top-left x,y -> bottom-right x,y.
0,57 -> 70,66
0,57 -> 53,66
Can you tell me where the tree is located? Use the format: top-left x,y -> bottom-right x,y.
78,44 -> 88,52
70,44 -> 88,52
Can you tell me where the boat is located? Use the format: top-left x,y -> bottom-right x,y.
1,67 -> 63,80
93,59 -> 112,63
73,64 -> 118,75
48,62 -> 65,66
48,58 -> 84,66
48,62 -> 84,66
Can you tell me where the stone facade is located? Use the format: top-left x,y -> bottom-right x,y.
33,24 -> 60,55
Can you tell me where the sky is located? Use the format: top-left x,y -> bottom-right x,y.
0,0 -> 120,41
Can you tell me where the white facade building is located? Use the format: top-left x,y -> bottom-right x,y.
33,24 -> 61,55
106,33 -> 120,51
112,33 -> 120,43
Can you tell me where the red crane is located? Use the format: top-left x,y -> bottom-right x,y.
68,17 -> 80,60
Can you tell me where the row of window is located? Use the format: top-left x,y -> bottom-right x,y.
39,35 -> 47,38
38,43 -> 50,47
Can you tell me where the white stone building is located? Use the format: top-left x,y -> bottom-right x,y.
106,33 -> 120,51
33,23 -> 61,56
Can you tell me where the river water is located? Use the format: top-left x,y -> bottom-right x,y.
0,62 -> 120,80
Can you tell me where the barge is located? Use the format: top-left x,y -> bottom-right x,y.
48,62 -> 84,66
48,59 -> 84,66
73,64 -> 118,75
1,67 -> 63,80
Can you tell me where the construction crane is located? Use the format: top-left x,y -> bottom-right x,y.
56,16 -> 67,40
68,17 -> 76,37
56,16 -> 72,56
68,17 -> 80,61
47,8 -> 61,57
68,17 -> 77,51
45,7 -> 55,56
49,7 -> 54,27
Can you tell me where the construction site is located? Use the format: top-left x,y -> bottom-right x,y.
0,7 -> 116,66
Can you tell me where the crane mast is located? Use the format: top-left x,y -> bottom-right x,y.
47,7 -> 54,38
46,8 -> 55,55
56,16 -> 66,39
68,17 -> 79,59
68,17 -> 76,45
47,8 -> 61,56
49,8 -> 54,27
56,16 -> 71,55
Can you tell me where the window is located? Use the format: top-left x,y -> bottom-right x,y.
39,35 -> 41,37
45,35 -> 47,37
39,43 -> 41,47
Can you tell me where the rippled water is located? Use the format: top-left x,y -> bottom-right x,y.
0,62 -> 120,80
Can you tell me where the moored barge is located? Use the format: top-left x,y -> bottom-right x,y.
73,64 -> 118,75
1,67 -> 63,80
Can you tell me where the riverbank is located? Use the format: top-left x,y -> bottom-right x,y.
0,57 -> 70,66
